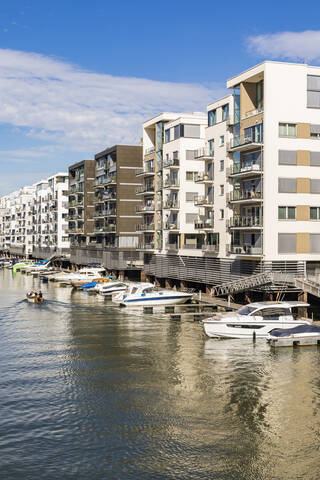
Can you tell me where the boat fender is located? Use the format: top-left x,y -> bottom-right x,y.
141,293 -> 146,296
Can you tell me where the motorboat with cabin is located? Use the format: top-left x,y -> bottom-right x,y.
53,267 -> 106,284
94,281 -> 128,296
112,282 -> 193,306
203,301 -> 311,339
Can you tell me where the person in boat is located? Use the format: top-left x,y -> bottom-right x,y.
38,291 -> 43,300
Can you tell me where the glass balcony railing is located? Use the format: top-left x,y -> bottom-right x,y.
194,195 -> 214,206
164,179 -> 179,188
195,147 -> 214,159
163,199 -> 179,209
145,147 -> 155,155
164,221 -> 179,230
136,184 -> 154,194
230,191 -> 262,201
230,245 -> 262,255
195,172 -> 214,183
136,223 -> 155,231
229,133 -> 263,149
230,163 -> 262,175
163,158 -> 179,168
230,216 -> 262,227
202,244 -> 219,253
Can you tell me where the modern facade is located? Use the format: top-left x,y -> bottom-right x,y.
68,160 -> 95,255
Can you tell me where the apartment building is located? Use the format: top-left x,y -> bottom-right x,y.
143,61 -> 320,287
68,160 -> 95,258
31,173 -> 69,259
72,145 -> 143,273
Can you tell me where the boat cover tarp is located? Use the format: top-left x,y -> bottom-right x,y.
270,324 -> 320,337
79,282 -> 99,289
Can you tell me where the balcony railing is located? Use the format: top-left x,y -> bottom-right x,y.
230,216 -> 262,228
230,245 -> 262,255
136,163 -> 155,177
136,184 -> 154,194
136,204 -> 155,213
229,133 -> 263,149
140,243 -> 155,250
145,147 -> 155,155
202,244 -> 219,253
137,223 -> 155,231
164,179 -> 179,188
242,106 -> 264,120
229,163 -> 262,176
195,147 -> 214,159
163,200 -> 179,209
165,243 -> 179,250
194,218 -> 214,229
194,195 -> 214,206
195,172 -> 214,183
229,191 -> 262,202
164,222 -> 179,230
163,158 -> 179,168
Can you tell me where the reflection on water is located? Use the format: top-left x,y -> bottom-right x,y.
0,269 -> 319,480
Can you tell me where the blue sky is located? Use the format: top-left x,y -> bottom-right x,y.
0,0 -> 320,194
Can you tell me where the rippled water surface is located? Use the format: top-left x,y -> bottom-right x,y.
0,269 -> 320,480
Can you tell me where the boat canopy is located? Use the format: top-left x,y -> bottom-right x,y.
270,325 -> 320,337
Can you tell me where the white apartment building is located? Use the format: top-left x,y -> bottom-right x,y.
31,173 -> 69,256
142,61 -> 320,286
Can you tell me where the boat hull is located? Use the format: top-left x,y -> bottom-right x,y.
26,296 -> 44,304
120,294 -> 192,307
203,320 -> 311,339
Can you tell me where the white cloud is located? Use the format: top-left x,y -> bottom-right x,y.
0,49 -> 225,153
247,30 -> 320,63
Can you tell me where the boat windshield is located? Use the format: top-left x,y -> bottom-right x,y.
237,305 -> 257,316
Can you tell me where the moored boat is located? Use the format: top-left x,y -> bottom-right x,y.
203,301 -> 311,339
112,282 -> 193,307
95,281 -> 128,296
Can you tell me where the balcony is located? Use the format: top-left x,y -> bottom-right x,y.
229,190 -> 262,203
163,199 -> 179,210
93,211 -> 105,218
194,218 -> 214,229
228,134 -> 263,152
194,195 -> 214,207
228,163 -> 262,178
241,106 -> 264,121
164,179 -> 179,189
103,193 -> 116,202
137,222 -> 155,232
136,203 -> 155,213
136,184 -> 154,195
229,215 -> 262,229
105,176 -> 117,185
195,172 -> 214,184
94,180 -> 105,188
202,244 -> 219,254
144,147 -> 155,156
94,196 -> 104,204
195,147 -> 214,160
229,245 -> 262,256
136,163 -> 155,177
140,242 -> 155,251
164,221 -> 179,231
105,224 -> 116,233
163,157 -> 179,169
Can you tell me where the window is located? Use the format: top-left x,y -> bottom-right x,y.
310,207 -> 320,220
222,104 -> 229,121
174,125 -> 181,140
185,213 -> 198,224
278,233 -> 296,253
256,80 -> 264,109
311,179 -> 320,193
186,150 -> 197,160
186,192 -> 198,202
307,76 -> 320,108
208,109 -> 217,126
220,209 -> 224,220
208,139 -> 214,156
220,185 -> 224,195
220,160 -> 224,171
165,129 -> 170,143
279,123 -> 296,137
310,234 -> 320,253
173,151 -> 178,159
278,178 -> 297,193
278,206 -> 296,220
311,124 -> 320,138
184,124 -> 200,138
220,135 -> 225,146
186,171 -> 197,181
278,150 -> 297,165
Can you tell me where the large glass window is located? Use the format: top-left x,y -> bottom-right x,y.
174,125 -> 181,140
222,104 -> 229,121
256,80 -> 263,109
307,75 -> 320,108
208,109 -> 217,126
208,139 -> 214,156
310,207 -> 320,220
278,206 -> 296,220
278,178 -> 297,193
165,129 -> 170,143
183,124 -> 200,138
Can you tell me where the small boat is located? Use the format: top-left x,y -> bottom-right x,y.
112,282 -> 193,307
26,292 -> 44,303
95,281 -> 128,296
203,301 -> 312,339
267,324 -> 320,347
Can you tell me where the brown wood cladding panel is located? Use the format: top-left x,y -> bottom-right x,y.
297,178 -> 310,193
296,232 -> 310,253
240,112 -> 264,135
297,123 -> 310,139
117,201 -> 140,216
296,205 -> 310,221
116,146 -> 143,168
117,217 -> 139,234
297,150 -> 310,166
240,82 -> 256,119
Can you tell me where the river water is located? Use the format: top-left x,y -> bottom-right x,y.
0,269 -> 319,480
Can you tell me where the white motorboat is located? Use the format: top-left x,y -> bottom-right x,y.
112,282 -> 193,307
53,267 -> 106,284
203,301 -> 311,339
94,281 -> 128,296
